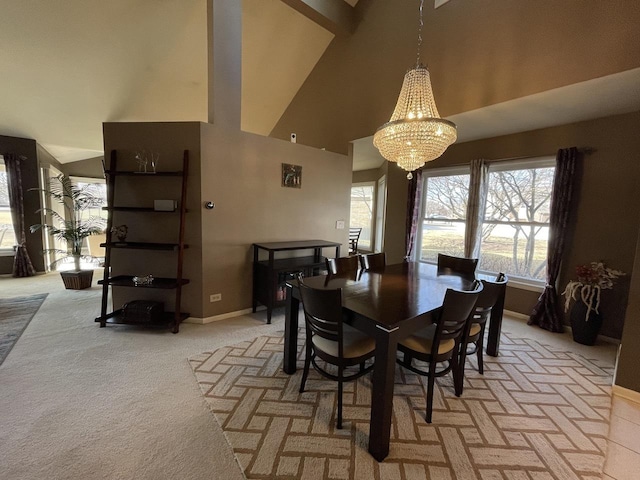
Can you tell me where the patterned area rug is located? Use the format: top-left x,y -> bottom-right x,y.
0,294 -> 47,366
189,330 -> 613,480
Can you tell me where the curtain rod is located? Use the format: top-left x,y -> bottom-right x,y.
430,147 -> 595,169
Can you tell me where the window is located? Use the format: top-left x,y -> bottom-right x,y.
350,183 -> 376,251
480,159 -> 554,282
417,158 -> 555,283
0,159 -> 17,252
418,169 -> 470,262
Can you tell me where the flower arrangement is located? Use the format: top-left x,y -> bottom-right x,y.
562,261 -> 625,320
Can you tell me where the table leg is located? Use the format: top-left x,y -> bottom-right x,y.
486,286 -> 506,357
283,284 -> 299,374
368,329 -> 398,462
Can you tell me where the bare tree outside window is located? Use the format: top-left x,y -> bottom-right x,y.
418,162 -> 555,281
481,167 -> 554,280
419,173 -> 469,262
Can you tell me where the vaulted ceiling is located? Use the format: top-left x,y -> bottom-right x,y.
1,0 -> 639,168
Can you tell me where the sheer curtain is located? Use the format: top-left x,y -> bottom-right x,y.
528,147 -> 579,332
464,159 -> 488,258
4,154 -> 36,277
405,169 -> 423,260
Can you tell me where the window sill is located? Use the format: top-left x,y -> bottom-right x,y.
0,249 -> 15,257
504,278 -> 544,293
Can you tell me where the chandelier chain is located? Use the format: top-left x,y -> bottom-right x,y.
416,0 -> 424,67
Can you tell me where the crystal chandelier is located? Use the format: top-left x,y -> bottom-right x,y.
373,0 -> 457,179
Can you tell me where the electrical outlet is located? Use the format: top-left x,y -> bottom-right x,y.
336,220 -> 345,230
210,293 -> 222,302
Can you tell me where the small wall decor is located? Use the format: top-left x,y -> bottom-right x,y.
135,150 -> 159,173
282,163 -> 302,188
110,224 -> 128,243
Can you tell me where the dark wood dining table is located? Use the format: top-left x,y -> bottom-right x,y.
283,261 -> 505,462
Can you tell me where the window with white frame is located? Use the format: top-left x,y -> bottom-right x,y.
350,183 -> 376,251
417,158 -> 555,283
417,168 -> 470,263
0,159 -> 17,252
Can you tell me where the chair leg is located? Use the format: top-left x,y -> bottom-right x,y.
456,342 -> 466,397
426,362 -> 437,424
404,351 -> 413,366
299,343 -> 312,393
337,366 -> 344,429
477,325 -> 486,375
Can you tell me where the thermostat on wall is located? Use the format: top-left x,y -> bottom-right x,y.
154,199 -> 177,212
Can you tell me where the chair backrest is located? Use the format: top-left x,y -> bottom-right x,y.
327,255 -> 360,276
437,253 -> 478,275
432,281 -> 483,349
297,273 -> 344,355
348,227 -> 362,253
473,273 -> 508,323
359,252 -> 386,271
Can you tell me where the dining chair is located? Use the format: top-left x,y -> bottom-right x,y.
397,281 -> 483,423
458,273 -> 508,391
437,253 -> 479,275
327,255 -> 360,276
348,227 -> 362,255
296,273 -> 375,429
359,252 -> 386,271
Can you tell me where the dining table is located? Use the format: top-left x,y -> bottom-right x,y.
283,261 -> 506,462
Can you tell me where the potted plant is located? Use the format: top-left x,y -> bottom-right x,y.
562,261 -> 625,345
30,174 -> 106,289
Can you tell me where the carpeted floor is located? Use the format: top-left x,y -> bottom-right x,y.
190,329 -> 614,480
0,293 -> 47,365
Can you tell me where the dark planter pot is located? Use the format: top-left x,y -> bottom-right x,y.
569,301 -> 603,346
60,270 -> 93,290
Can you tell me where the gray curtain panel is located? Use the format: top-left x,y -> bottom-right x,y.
405,169 -> 423,260
528,147 -> 578,332
464,159 -> 489,259
4,154 -> 36,277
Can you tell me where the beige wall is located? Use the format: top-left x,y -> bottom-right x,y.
271,0 -> 640,154
102,121 -> 351,320
61,157 -> 105,179
616,214 -> 640,392
199,123 -> 352,318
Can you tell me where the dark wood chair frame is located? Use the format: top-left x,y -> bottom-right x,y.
397,281 -> 483,423
359,252 -> 386,271
326,255 -> 360,276
297,274 -> 375,429
348,227 -> 362,255
458,273 -> 508,392
437,253 -> 479,276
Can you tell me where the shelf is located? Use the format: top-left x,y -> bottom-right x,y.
95,310 -> 190,328
104,170 -> 183,177
103,206 -> 185,213
98,275 -> 190,289
101,242 -> 187,251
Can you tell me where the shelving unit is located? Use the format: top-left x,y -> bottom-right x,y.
252,240 -> 341,323
95,149 -> 190,333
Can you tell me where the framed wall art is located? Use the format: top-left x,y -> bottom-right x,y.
282,163 -> 302,188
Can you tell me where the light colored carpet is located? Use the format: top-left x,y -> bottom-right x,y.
190,329 -> 614,480
0,271 -> 617,479
0,293 -> 47,365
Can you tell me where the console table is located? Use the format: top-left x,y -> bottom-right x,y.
252,240 -> 341,323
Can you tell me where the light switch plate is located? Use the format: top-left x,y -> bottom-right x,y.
336,220 -> 345,230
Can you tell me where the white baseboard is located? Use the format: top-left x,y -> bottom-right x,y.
503,309 -> 620,345
504,309 -> 529,321
612,385 -> 640,405
185,307 -> 264,325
